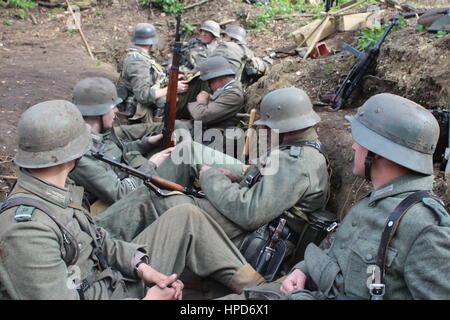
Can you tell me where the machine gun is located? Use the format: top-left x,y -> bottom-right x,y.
162,14 -> 182,148
92,152 -> 205,197
319,18 -> 398,111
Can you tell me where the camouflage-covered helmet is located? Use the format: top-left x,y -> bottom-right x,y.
345,93 -> 439,175
199,56 -> 236,81
254,87 -> 321,133
131,23 -> 158,45
222,25 -> 246,43
15,100 -> 91,169
73,77 -> 122,116
199,20 -> 221,38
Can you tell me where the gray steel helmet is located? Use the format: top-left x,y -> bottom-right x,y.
131,23 -> 158,45
199,56 -> 235,81
73,77 -> 122,116
254,87 -> 321,133
222,25 -> 246,43
15,100 -> 91,169
199,20 -> 221,38
345,93 -> 439,175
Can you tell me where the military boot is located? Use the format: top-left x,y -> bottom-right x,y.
228,264 -> 266,294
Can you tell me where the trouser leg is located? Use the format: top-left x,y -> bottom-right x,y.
132,203 -> 249,289
94,186 -> 195,242
157,140 -> 244,186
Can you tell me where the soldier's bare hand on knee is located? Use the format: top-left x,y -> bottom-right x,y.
143,283 -> 177,300
199,165 -> 212,177
149,147 -> 175,167
217,168 -> 241,182
196,91 -> 210,103
280,269 -> 307,295
147,133 -> 163,145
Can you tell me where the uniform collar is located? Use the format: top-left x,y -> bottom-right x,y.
281,127 -> 319,145
16,169 -> 84,209
127,46 -> 153,60
368,173 -> 434,205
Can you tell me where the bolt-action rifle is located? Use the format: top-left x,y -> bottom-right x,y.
162,14 -> 182,148
319,18 -> 398,111
92,152 -> 205,197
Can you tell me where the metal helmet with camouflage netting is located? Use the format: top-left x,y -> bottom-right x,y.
199,20 -> 221,38
73,77 -> 122,116
199,56 -> 236,81
222,25 -> 247,43
254,87 -> 321,133
15,100 -> 91,169
131,23 -> 158,45
345,93 -> 439,176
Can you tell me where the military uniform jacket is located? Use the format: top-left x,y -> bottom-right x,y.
69,129 -> 157,205
289,174 -> 450,300
0,169 -> 145,300
180,38 -> 218,74
210,41 -> 267,82
199,128 -> 329,230
187,79 -> 244,130
118,46 -> 166,120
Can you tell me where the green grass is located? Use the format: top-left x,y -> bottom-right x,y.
355,16 -> 408,51
141,0 -> 184,14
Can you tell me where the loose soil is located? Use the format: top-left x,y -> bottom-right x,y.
1,0 -> 449,217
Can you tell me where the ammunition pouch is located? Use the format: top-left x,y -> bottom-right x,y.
284,208 -> 338,264
239,219 -> 290,281
124,96 -> 137,118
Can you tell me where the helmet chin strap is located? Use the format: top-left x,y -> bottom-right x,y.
364,151 -> 375,181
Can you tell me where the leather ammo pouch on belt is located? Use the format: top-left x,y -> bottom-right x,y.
239,218 -> 290,282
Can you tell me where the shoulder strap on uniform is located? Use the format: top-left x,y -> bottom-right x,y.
0,197 -> 80,266
280,141 -> 332,210
370,190 -> 440,300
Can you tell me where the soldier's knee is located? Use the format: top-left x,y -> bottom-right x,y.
165,203 -> 207,222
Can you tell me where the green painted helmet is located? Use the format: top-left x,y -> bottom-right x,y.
131,23 -> 158,45
222,25 -> 246,43
199,56 -> 235,81
200,20 -> 221,38
345,93 -> 439,175
254,87 -> 321,133
73,77 -> 122,116
15,100 -> 91,169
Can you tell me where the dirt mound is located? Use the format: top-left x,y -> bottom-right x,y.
1,0 -> 449,214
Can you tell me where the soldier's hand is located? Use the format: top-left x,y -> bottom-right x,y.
147,133 -> 163,145
199,165 -> 212,177
177,81 -> 189,94
196,90 -> 210,103
217,168 -> 241,182
155,273 -> 184,300
149,147 -> 175,167
143,280 -> 178,300
280,269 -> 307,295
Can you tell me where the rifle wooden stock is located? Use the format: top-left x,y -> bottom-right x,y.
243,109 -> 257,160
163,14 -> 182,148
91,152 -> 205,197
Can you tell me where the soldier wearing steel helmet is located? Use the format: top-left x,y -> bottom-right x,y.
211,25 -> 269,87
186,56 -> 244,132
68,77 -> 185,213
0,100 -> 267,300
117,23 -> 188,123
180,20 -> 221,74
176,20 -> 222,119
240,93 -> 450,300
96,87 -> 330,270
